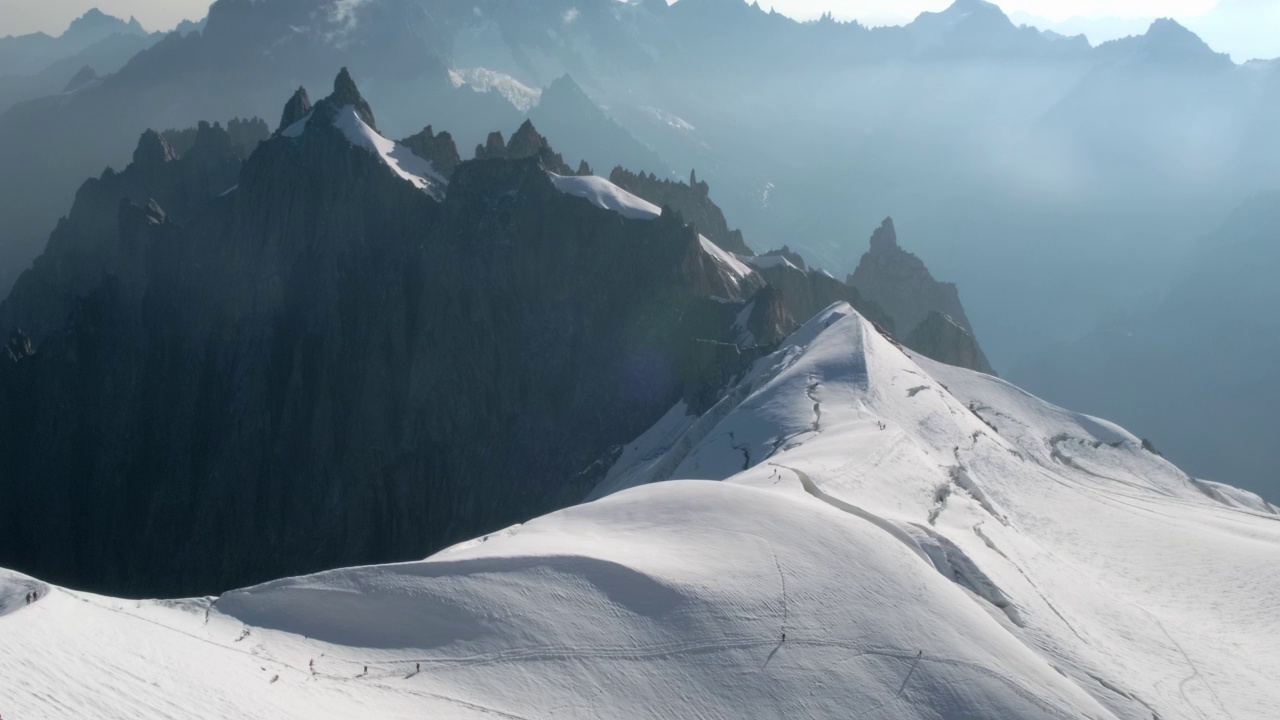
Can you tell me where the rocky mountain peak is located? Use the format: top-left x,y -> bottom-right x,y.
912,0 -> 1011,33
0,107 -> 759,595
869,216 -> 899,253
849,218 -> 993,374
64,8 -> 146,39
477,131 -> 506,159
506,119 -> 545,159
132,129 -> 177,170
277,87 -> 312,135
541,74 -> 593,109
1097,16 -> 1230,68
325,67 -> 377,131
473,121 -> 571,173
400,125 -> 462,180
942,0 -> 1003,16
1143,17 -> 1222,59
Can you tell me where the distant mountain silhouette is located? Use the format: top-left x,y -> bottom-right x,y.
1011,192 -> 1280,497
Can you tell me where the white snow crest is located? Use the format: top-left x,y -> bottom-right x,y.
284,105 -> 446,198
548,172 -> 661,220
448,67 -> 542,112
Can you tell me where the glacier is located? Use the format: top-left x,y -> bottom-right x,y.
2,302 -> 1277,719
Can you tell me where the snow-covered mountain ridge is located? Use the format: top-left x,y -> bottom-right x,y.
4,302 -> 1276,719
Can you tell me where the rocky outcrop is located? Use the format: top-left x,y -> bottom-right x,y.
400,125 -> 462,180
277,87 -> 312,133
744,285 -> 794,346
474,120 -> 572,174
905,311 -> 995,375
609,166 -> 754,256
162,118 -> 269,160
751,259 -> 896,339
132,129 -> 176,169
0,120 -> 246,345
761,245 -> 806,271
0,71 -> 757,598
328,67 -> 377,129
848,217 -> 993,373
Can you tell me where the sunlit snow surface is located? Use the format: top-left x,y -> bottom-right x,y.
549,172 -> 662,220
549,172 -> 754,283
4,303 -> 1279,719
282,105 -> 446,199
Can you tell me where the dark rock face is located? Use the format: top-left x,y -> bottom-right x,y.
0,0 -> 522,299
602,167 -> 899,345
905,311 -> 995,375
744,285 -> 794,346
752,260 -> 896,340
609,166 -> 754,256
0,75 -> 753,598
474,120 -> 572,174
477,131 -> 506,159
400,125 -> 462,180
132,129 -> 177,169
0,120 -> 246,345
329,67 -> 377,130
278,87 -> 312,133
848,217 -> 993,373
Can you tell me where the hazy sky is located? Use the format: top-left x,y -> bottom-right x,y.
1,0 -> 1274,60
763,0 -> 1223,23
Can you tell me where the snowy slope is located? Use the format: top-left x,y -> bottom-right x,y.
593,302 -> 1280,720
4,303 -> 1278,719
282,105 -> 447,198
549,172 -> 755,285
549,172 -> 662,220
449,67 -> 542,112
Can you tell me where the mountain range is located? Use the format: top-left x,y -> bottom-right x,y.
0,69 -> 987,597
1,4 -> 1278,716
3,296 -> 1276,719
0,9 -> 162,116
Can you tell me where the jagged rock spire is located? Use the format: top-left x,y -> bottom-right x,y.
133,129 -> 176,169
506,120 -> 544,160
472,121 -> 571,173
869,217 -> 898,252
476,131 -> 506,160
400,125 -> 462,180
278,87 -> 312,135
328,67 -> 377,131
